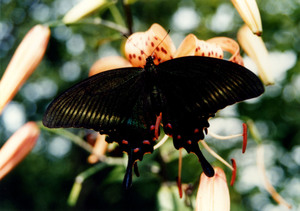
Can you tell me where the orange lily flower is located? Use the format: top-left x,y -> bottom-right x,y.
196,167 -> 230,211
0,25 -> 50,114
0,122 -> 40,180
90,23 -> 244,72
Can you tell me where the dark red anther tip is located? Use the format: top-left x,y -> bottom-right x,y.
155,113 -> 162,139
230,158 -> 237,186
176,176 -> 183,198
242,123 -> 248,153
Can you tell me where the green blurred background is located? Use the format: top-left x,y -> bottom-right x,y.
0,0 -> 299,210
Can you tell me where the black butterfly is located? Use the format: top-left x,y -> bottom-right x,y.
43,56 -> 264,189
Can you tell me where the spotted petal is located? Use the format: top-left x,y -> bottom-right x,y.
125,23 -> 176,67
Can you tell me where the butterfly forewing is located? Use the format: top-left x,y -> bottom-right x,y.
43,67 -> 146,133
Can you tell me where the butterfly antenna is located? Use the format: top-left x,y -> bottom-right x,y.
150,29 -> 171,57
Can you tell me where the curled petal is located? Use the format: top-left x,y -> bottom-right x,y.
231,0 -> 262,36
175,34 -> 223,59
238,25 -> 274,85
62,0 -> 112,24
89,56 -> 132,76
196,167 -> 230,211
0,25 -> 50,114
125,23 -> 176,67
207,37 -> 244,66
0,122 -> 40,180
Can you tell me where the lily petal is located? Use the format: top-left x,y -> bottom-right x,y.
231,0 -> 262,36
175,34 -> 223,59
0,25 -> 50,114
196,167 -> 230,211
62,0 -> 112,24
125,23 -> 176,67
89,56 -> 132,76
87,134 -> 108,164
237,25 -> 274,85
0,122 -> 40,180
207,37 -> 244,65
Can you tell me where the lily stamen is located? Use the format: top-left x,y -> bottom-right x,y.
176,148 -> 183,198
230,158 -> 237,186
256,145 -> 292,209
153,134 -> 169,150
200,140 -> 234,171
207,131 -> 243,140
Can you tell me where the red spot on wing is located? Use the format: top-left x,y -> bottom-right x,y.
143,140 -> 151,145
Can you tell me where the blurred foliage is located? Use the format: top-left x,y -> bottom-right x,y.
0,0 -> 299,210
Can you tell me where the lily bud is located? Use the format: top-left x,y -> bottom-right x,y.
231,0 -> 262,36
62,0 -> 111,24
196,167 -> 230,211
0,25 -> 50,114
0,122 -> 40,180
237,25 -> 274,85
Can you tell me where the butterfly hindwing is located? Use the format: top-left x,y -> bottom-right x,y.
155,56 -> 264,176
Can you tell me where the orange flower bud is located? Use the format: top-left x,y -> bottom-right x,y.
0,25 -> 50,114
196,167 -> 230,211
0,122 -> 40,180
89,56 -> 132,76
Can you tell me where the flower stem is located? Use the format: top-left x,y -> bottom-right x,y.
37,121 -> 93,154
67,163 -> 107,206
247,119 -> 262,144
46,18 -> 129,35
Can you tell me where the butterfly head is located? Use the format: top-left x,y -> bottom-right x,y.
125,24 -> 176,68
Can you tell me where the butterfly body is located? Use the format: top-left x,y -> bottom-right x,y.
43,56 -> 264,189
